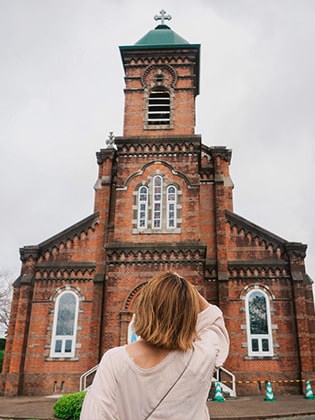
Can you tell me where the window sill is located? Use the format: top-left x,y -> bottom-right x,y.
133,228 -> 181,234
244,355 -> 279,360
45,356 -> 79,362
144,125 -> 173,130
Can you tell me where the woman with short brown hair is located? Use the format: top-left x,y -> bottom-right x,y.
133,272 -> 200,351
80,272 -> 229,419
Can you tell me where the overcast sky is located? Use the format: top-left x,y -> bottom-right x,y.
1,0 -> 314,296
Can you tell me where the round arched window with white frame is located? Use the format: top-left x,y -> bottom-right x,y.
50,290 -> 79,358
245,288 -> 274,357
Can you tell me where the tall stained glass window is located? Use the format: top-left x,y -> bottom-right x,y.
153,176 -> 162,229
50,291 -> 78,357
167,185 -> 177,228
246,289 -> 273,356
136,176 -> 179,232
138,186 -> 148,228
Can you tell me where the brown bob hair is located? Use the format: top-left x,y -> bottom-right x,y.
133,272 -> 200,351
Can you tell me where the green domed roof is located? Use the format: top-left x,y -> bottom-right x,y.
135,24 -> 189,46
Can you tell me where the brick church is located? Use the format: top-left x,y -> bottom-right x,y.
1,12 -> 315,397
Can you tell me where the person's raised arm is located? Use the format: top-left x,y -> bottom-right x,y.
197,289 -> 210,312
195,289 -> 229,368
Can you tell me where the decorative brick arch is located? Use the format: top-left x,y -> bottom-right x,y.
119,282 -> 147,345
49,285 -> 83,311
123,160 -> 193,189
240,283 -> 275,301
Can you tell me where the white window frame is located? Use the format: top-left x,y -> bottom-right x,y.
245,289 -> 273,357
137,185 -> 148,229
152,175 -> 163,229
135,177 -> 180,233
50,290 -> 79,358
167,185 -> 177,228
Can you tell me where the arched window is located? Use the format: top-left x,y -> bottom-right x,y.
167,185 -> 177,228
147,87 -> 170,126
153,176 -> 162,228
135,176 -> 180,232
138,186 -> 148,228
50,291 -> 78,357
245,289 -> 273,357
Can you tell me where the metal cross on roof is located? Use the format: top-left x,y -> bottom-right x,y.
105,131 -> 115,149
154,9 -> 172,25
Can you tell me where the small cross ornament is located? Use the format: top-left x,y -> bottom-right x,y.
154,9 -> 172,25
106,131 -> 115,148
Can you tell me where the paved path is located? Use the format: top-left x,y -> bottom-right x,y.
0,394 -> 314,419
208,395 -> 315,419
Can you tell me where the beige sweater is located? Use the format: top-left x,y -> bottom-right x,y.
80,305 -> 229,420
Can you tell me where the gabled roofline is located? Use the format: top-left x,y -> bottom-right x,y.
226,209 -> 288,247
20,213 -> 99,260
39,212 -> 99,252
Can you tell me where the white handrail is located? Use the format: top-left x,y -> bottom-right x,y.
80,364 -> 99,392
213,366 -> 236,397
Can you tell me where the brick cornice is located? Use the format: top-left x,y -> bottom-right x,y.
284,242 -> 307,259
96,148 -> 116,165
20,246 -> 40,262
120,46 -> 200,66
105,241 -> 206,264
228,259 -> 289,279
35,261 -> 96,274
210,146 -> 232,163
228,259 -> 288,269
115,135 -> 201,154
34,262 -> 96,280
14,274 -> 35,286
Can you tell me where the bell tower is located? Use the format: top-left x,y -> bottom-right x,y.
119,10 -> 200,137
94,13 -> 210,354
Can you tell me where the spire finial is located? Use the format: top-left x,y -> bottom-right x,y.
154,9 -> 172,25
106,131 -> 116,149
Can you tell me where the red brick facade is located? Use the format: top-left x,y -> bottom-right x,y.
1,22 -> 314,397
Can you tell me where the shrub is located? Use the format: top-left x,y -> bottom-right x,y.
0,338 -> 6,350
53,391 -> 87,420
0,349 -> 4,373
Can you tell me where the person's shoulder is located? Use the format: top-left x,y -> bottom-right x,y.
107,345 -> 125,355
99,346 -> 130,377
100,345 -> 128,366
199,304 -> 222,321
104,345 -> 126,358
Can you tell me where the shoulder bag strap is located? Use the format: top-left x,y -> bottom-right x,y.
144,349 -> 194,420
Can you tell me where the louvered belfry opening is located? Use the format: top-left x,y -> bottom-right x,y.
148,87 -> 170,125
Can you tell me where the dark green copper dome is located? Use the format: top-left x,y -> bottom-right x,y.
135,24 -> 190,47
